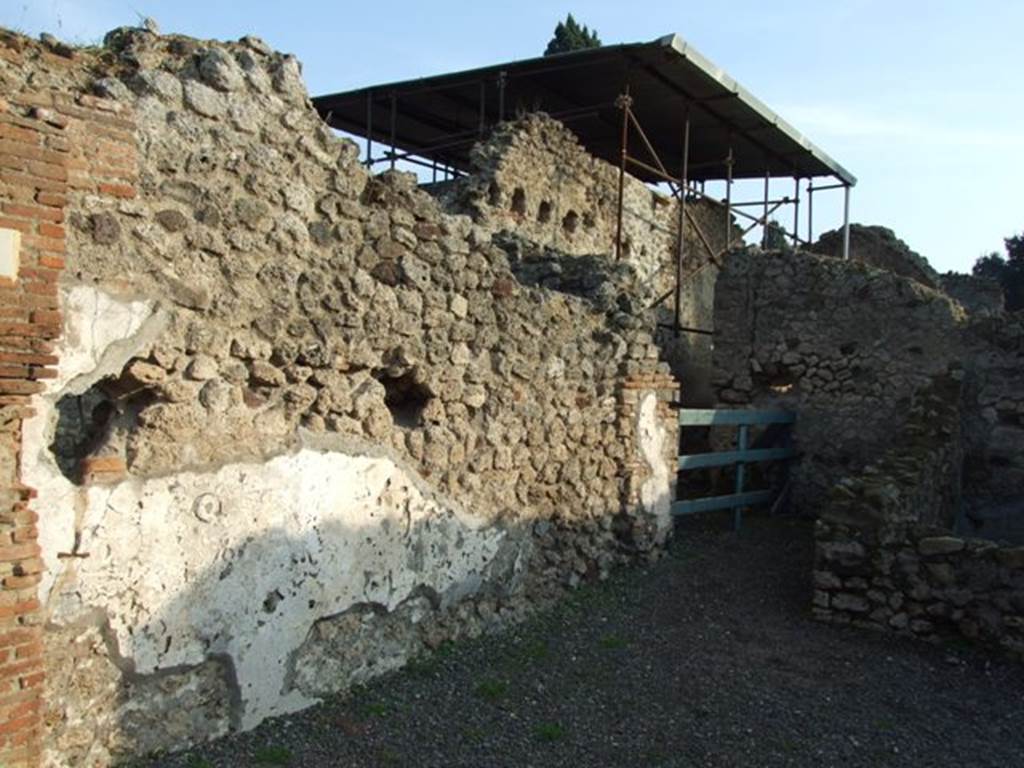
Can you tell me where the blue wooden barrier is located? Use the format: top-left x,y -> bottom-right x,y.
672,408 -> 796,530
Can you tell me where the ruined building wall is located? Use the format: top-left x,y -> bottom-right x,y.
959,314 -> 1024,512
712,249 -> 965,511
0,29 -> 680,767
813,223 -> 1005,318
713,247 -> 1024,655
443,114 -> 737,403
813,374 -> 1024,658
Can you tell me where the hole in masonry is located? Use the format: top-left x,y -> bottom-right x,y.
50,370 -> 158,484
562,210 -> 579,234
51,385 -> 117,483
488,182 -> 502,207
373,370 -> 432,429
511,187 -> 526,215
537,200 -> 552,224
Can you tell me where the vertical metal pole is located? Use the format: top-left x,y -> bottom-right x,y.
365,90 -> 373,168
792,177 -> 800,248
614,87 -> 631,261
734,424 -> 749,531
478,80 -> 486,136
761,167 -> 770,248
674,109 -> 691,336
842,184 -> 851,259
431,158 -> 437,184
497,71 -> 507,123
388,92 -> 397,171
807,182 -> 814,245
724,142 -> 734,250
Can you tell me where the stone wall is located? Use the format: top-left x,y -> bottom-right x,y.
812,224 -> 941,290
0,27 -> 682,766
0,35 -> 151,764
711,246 -> 1024,656
443,114 -> 736,403
814,375 -> 1024,657
940,272 -> 1005,317
711,248 -> 965,510
960,313 -> 1024,516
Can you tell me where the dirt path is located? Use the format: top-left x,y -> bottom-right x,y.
146,513 -> 1024,768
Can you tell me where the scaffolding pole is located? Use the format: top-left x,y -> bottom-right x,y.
614,87 -> 632,260
674,109 -> 691,335
761,168 -> 770,248
724,143 -> 734,250
792,177 -> 800,247
842,184 -> 851,259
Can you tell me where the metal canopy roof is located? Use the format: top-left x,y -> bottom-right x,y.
312,34 -> 856,186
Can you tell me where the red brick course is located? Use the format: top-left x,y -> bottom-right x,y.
0,81 -> 137,766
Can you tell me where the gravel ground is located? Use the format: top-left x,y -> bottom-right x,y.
144,513 -> 1024,768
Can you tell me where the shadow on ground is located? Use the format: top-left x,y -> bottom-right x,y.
142,512 -> 1024,768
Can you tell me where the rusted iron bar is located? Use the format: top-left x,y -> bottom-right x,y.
732,198 -> 789,208
685,207 -> 720,264
761,168 -> 770,248
497,70 -> 507,122
389,92 -> 397,171
614,88 -> 632,260
657,322 -> 714,335
792,177 -> 800,246
478,80 -> 486,136
627,108 -> 671,179
842,184 -> 851,259
679,181 -> 810,246
734,198 -> 786,243
365,90 -> 373,168
807,182 -> 846,193
649,288 -> 673,309
724,143 -> 734,250
367,104 -> 604,170
674,109 -> 690,336
626,55 -> 803,181
807,181 -> 813,244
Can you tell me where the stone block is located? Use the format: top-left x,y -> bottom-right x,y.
995,548 -> 1024,570
832,593 -> 869,613
918,536 -> 965,557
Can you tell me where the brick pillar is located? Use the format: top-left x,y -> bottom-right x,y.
618,358 -> 679,555
0,97 -> 69,768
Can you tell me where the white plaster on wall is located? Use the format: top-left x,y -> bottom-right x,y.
54,284 -> 163,394
636,392 -> 672,540
26,285 -> 507,731
0,228 -> 20,280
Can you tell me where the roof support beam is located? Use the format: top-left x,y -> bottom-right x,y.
624,53 -> 803,180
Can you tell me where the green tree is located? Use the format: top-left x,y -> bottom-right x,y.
544,14 -> 602,56
972,232 -> 1024,311
763,219 -> 789,250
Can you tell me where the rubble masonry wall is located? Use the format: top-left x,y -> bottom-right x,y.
0,29 -> 680,767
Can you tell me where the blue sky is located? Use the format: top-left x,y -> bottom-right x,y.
6,0 -> 1022,273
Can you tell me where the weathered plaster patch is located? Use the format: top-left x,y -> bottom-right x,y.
46,447 -> 504,729
27,285 -> 163,602
636,392 -> 672,540
29,285 -> 508,736
52,284 -> 166,395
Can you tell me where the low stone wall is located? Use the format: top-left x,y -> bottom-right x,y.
816,521 -> 1024,656
813,375 -> 1024,657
